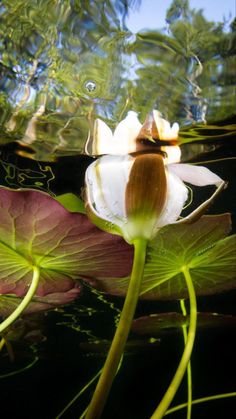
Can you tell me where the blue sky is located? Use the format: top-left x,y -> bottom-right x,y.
126,0 -> 235,32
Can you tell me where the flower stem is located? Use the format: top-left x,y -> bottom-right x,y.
180,299 -> 192,419
150,266 -> 197,419
0,266 -> 40,334
85,238 -> 148,419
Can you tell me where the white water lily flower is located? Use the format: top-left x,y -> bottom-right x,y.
85,152 -> 224,244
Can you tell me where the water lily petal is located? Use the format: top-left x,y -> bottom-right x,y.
112,111 -> 142,154
86,155 -> 133,226
86,118 -> 113,155
169,163 -> 223,186
153,110 -> 179,140
156,170 -> 188,228
163,145 -> 181,164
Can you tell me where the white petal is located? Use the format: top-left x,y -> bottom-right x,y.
86,155 -> 133,226
169,164 -> 223,186
112,111 -> 142,154
91,118 -> 113,155
172,122 -> 179,134
153,110 -> 179,140
163,146 -> 181,164
155,170 -> 188,228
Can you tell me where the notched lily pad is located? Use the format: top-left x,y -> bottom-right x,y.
132,312 -> 236,336
0,187 -> 133,297
84,215 -> 236,300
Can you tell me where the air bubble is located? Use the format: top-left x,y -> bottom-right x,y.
85,80 -> 97,93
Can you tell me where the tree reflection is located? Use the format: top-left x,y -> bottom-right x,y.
0,0 -> 234,158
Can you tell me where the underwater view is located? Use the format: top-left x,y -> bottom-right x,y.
0,0 -> 236,418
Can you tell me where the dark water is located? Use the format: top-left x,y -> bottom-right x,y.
0,1 -> 236,418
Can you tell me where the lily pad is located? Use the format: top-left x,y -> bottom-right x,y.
4,314 -> 47,344
132,312 -> 236,336
0,187 -> 133,297
84,215 -> 236,300
79,338 -> 160,356
0,284 -> 81,317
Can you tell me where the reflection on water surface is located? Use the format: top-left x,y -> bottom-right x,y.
0,0 -> 235,159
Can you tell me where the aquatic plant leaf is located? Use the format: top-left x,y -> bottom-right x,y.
4,315 -> 46,344
0,187 -> 133,297
132,312 -> 236,336
55,193 -> 86,214
0,285 -> 81,317
142,235 -> 236,300
85,215 -> 236,299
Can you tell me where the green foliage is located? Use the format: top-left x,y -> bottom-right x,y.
133,8 -> 235,124
84,214 -> 236,300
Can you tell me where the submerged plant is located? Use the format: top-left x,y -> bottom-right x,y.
0,112 -> 235,419
83,111 -> 228,418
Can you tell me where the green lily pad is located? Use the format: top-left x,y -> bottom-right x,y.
132,312 -> 236,336
84,215 -> 236,300
0,187 -> 133,297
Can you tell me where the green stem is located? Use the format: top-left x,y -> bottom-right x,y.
0,338 -> 5,351
85,238 -> 147,419
0,266 -> 40,334
57,357 -> 124,419
151,266 -> 197,419
180,299 -> 192,419
165,392 -> 236,415
4,337 -> 15,362
56,368 -> 103,419
0,349 -> 39,379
